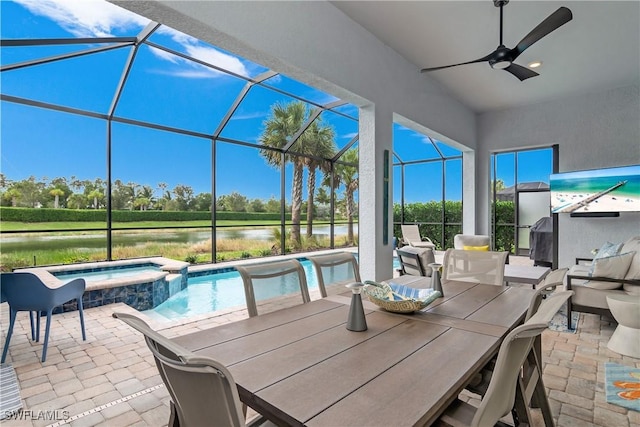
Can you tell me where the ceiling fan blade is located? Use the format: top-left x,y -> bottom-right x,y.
504,63 -> 539,81
420,53 -> 494,73
511,7 -> 572,60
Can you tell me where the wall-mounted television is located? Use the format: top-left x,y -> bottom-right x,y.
550,165 -> 640,214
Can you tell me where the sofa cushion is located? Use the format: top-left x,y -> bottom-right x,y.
623,283 -> 640,296
621,237 -> 640,280
583,251 -> 635,290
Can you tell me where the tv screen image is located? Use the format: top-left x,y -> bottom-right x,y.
550,165 -> 640,214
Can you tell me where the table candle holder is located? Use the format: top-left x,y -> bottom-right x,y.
428,263 -> 443,297
346,282 -> 367,331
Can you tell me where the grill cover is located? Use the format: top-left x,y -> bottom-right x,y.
529,217 -> 553,266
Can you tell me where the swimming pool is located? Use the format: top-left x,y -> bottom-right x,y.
54,264 -> 162,282
148,257 -> 400,321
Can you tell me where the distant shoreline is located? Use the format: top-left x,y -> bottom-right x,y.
552,191 -> 639,213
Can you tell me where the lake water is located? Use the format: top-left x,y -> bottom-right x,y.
1,224 -> 358,252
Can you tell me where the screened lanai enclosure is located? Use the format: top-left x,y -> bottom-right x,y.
0,0 -> 462,270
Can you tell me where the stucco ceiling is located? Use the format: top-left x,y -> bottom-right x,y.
332,1 -> 639,113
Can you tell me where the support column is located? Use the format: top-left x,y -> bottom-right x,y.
462,150 -> 477,234
359,104 -> 393,281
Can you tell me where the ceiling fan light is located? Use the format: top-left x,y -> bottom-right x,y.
528,61 -> 543,68
490,60 -> 511,70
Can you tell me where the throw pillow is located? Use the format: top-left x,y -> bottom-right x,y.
588,251 -> 635,282
589,241 -> 623,275
594,241 -> 623,260
463,245 -> 489,251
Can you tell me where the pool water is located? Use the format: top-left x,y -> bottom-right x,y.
147,257 -> 400,321
55,264 -> 162,283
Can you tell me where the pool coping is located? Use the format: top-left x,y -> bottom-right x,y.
15,257 -> 190,291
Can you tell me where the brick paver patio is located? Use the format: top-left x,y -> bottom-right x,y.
1,259 -> 639,426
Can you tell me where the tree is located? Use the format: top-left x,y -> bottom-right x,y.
111,180 -> 135,210
49,188 -> 65,209
259,101 -> 308,246
173,184 -> 195,211
3,188 -> 21,207
265,196 -> 280,213
316,187 -> 330,205
298,119 -> 335,237
248,198 -> 266,213
87,189 -> 104,209
218,192 -> 248,212
324,148 -> 359,245
259,101 -> 337,245
67,193 -> 86,209
194,192 -> 212,211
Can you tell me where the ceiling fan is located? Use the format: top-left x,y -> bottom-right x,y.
420,0 -> 572,81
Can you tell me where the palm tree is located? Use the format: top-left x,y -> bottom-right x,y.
50,188 -> 64,209
299,120 -> 335,238
87,189 -> 103,209
259,101 -> 308,246
324,148 -> 359,245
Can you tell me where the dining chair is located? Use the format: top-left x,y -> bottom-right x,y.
453,234 -> 491,250
1,272 -> 86,363
400,224 -> 436,249
112,312 -> 273,427
307,252 -> 361,297
441,248 -> 509,286
236,259 -> 310,317
396,246 -> 435,277
437,290 -> 574,427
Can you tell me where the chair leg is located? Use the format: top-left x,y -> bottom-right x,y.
29,311 -> 36,341
1,309 -> 17,363
41,310 -> 53,363
78,298 -> 86,341
36,311 -> 41,342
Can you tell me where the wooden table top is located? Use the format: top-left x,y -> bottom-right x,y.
172,280 -> 534,427
504,264 -> 551,286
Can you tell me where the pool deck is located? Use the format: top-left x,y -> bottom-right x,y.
1,255 -> 638,426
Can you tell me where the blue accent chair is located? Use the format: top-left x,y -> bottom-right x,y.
1,272 -> 86,363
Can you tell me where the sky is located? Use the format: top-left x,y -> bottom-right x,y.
0,0 -> 553,205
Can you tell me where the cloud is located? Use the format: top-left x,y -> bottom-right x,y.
14,0 -> 148,38
154,27 -> 250,77
230,111 -> 269,121
16,0 -> 250,78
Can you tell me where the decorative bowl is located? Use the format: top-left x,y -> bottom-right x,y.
362,281 -> 441,313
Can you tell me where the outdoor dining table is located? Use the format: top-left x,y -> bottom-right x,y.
171,278 -> 535,427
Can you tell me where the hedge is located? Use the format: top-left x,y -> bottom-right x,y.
392,201 -> 515,251
0,207 -> 291,223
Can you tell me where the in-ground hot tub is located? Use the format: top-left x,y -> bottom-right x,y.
16,257 -> 190,313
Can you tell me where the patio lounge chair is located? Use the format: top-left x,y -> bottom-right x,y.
1,272 -> 86,363
400,225 -> 435,249
112,312 -> 272,427
396,246 -> 435,277
438,290 -> 573,427
307,252 -> 361,297
441,248 -> 509,286
236,259 -> 310,317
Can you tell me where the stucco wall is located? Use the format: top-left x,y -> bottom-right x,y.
477,84 -> 640,267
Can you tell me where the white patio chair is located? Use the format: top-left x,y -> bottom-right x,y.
400,224 -> 435,249
441,248 -> 509,286
236,259 -> 310,317
453,234 -> 491,250
437,290 -> 573,427
113,312 -> 273,427
307,252 -> 361,297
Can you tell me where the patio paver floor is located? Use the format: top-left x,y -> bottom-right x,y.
1,260 -> 639,426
